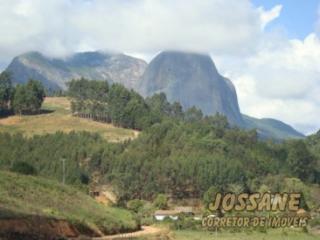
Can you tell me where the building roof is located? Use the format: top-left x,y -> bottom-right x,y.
154,210 -> 180,216
174,206 -> 194,213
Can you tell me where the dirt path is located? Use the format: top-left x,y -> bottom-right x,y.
91,226 -> 163,240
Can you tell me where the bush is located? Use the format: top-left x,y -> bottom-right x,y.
171,215 -> 200,230
153,194 -> 168,210
11,161 -> 37,175
127,199 -> 145,213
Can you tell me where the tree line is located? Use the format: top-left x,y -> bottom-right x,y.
68,78 -> 206,130
0,71 -> 45,115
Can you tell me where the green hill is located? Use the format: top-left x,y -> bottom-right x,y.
0,171 -> 138,238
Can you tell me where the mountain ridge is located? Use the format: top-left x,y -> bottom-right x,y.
6,51 -> 147,91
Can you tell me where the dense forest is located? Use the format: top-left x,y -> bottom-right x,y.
0,122 -> 319,202
0,78 -> 319,205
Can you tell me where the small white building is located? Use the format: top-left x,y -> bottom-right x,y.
154,206 -> 198,221
154,210 -> 180,221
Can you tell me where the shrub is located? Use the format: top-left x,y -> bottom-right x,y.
11,161 -> 37,175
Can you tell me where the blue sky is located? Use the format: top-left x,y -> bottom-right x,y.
252,0 -> 320,39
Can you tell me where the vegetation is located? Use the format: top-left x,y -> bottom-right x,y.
12,80 -> 45,115
0,72 -> 13,115
0,97 -> 137,141
10,161 -> 37,175
0,78 -> 319,203
68,78 -> 184,130
0,76 -> 319,238
306,130 -> 320,179
0,71 -> 45,115
66,79 -> 319,201
0,109 -> 318,204
171,229 -> 319,240
0,171 -> 138,234
0,131 -> 118,186
153,194 -> 169,210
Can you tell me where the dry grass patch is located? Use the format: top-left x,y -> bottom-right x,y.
0,97 -> 138,142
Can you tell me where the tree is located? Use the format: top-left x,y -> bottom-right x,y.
203,186 -> 219,208
12,79 -> 45,114
286,140 -> 315,182
227,183 -> 244,194
108,83 -> 131,126
153,194 -> 168,209
146,93 -> 171,116
184,106 -> 203,122
0,71 -> 13,113
26,80 -> 45,112
12,84 -> 28,115
170,102 -> 184,119
127,199 -> 145,213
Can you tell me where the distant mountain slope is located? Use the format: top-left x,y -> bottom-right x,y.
243,114 -> 305,140
139,51 -> 244,126
6,51 -> 147,91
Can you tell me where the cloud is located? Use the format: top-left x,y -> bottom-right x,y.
221,34 -> 320,134
71,0 -> 264,55
0,0 -> 73,59
258,4 -> 282,29
0,0 -> 279,63
0,0 -> 319,134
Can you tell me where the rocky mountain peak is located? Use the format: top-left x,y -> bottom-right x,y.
139,50 -> 244,126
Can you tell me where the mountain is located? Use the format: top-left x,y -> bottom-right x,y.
5,50 -> 304,140
243,115 -> 305,140
6,51 -> 147,91
139,51 -> 244,126
138,51 -> 304,139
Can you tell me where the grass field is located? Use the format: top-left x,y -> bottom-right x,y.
0,97 -> 138,141
0,171 -> 137,234
170,229 -> 319,240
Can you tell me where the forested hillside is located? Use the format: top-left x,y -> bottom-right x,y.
0,120 -> 318,204
0,85 -> 318,205
0,77 -> 319,206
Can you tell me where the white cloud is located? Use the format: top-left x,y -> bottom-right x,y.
0,0 -> 279,62
258,4 -> 282,29
221,34 -> 320,134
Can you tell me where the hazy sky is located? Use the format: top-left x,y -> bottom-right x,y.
0,0 -> 319,134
